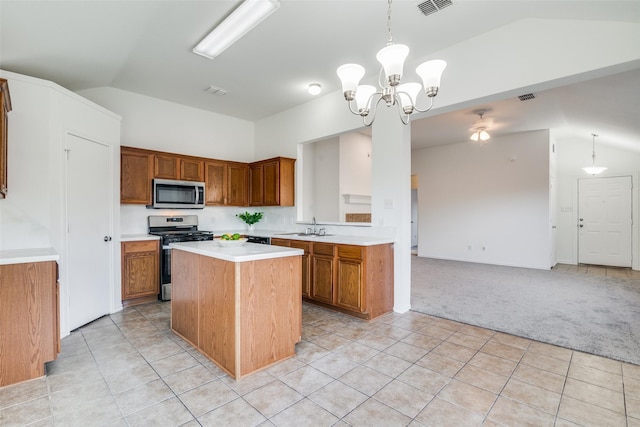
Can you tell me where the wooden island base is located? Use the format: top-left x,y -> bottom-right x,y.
171,246 -> 302,379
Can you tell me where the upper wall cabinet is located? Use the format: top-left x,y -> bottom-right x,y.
249,157 -> 295,207
154,154 -> 203,182
120,147 -> 290,207
0,79 -> 12,198
204,160 -> 248,206
121,147 -> 152,205
226,162 -> 249,206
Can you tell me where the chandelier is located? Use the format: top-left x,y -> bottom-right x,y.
582,133 -> 607,175
336,0 -> 447,126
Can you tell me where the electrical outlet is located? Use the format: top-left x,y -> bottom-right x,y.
384,199 -> 394,209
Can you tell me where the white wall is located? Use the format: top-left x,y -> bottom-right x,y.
0,70 -> 121,337
254,17 -> 640,311
339,132 -> 372,220
78,87 -> 265,233
78,87 -> 255,161
412,130 -> 552,269
555,137 -> 640,270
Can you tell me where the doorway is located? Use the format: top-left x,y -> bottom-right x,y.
578,176 -> 632,267
411,174 -> 418,254
65,133 -> 113,330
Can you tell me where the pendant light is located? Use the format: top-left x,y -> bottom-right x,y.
582,133 -> 607,175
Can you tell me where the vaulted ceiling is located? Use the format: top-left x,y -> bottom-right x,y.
2,1 -> 639,151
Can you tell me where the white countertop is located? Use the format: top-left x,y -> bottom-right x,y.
236,230 -> 395,246
0,248 -> 60,265
170,241 -> 303,263
121,234 -> 161,242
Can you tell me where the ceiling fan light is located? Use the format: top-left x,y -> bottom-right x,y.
479,130 -> 491,141
337,64 -> 365,99
416,59 -> 447,96
470,131 -> 479,142
376,43 -> 409,85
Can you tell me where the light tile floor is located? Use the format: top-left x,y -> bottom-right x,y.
1,298 -> 639,427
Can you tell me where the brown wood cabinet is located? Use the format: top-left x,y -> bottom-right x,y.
154,153 -> 179,179
204,160 -> 226,205
311,243 -> 335,304
171,248 -> 301,379
0,260 -> 59,387
290,240 -> 311,298
249,157 -> 295,206
336,245 -> 364,312
121,239 -> 160,306
0,78 -> 12,199
180,157 -> 204,182
226,161 -> 249,206
120,146 -> 291,207
271,238 -> 394,320
121,147 -> 153,204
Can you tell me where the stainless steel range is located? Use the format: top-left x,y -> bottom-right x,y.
148,215 -> 214,300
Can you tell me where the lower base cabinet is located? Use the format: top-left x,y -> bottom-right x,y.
0,261 -> 59,387
121,240 -> 160,306
271,239 -> 394,320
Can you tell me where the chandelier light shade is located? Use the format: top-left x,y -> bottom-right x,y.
583,133 -> 607,175
193,0 -> 280,60
336,0 -> 446,126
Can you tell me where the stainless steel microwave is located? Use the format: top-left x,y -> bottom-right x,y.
151,179 -> 205,209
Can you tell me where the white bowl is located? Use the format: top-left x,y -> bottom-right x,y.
216,238 -> 248,247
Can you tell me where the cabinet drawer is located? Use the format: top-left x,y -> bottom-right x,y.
290,240 -> 310,253
271,238 -> 291,247
337,245 -> 363,260
122,240 -> 159,254
313,243 -> 335,257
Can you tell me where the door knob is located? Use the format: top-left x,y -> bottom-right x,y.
104,236 -> 112,242
579,224 -> 584,228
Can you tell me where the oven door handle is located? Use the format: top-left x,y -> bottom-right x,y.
162,245 -> 172,250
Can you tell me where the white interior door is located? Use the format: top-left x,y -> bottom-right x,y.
578,176 -> 632,267
66,133 -> 112,330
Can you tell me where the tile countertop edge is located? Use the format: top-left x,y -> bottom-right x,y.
170,241 -> 304,263
0,248 -> 60,265
121,234 -> 161,242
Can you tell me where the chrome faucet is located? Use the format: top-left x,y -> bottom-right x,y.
312,217 -> 317,234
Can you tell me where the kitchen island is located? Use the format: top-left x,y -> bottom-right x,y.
170,241 -> 303,379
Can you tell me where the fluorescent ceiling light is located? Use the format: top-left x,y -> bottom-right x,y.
193,0 -> 280,60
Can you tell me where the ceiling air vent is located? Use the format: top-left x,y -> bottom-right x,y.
518,93 -> 535,101
417,0 -> 452,16
204,85 -> 228,96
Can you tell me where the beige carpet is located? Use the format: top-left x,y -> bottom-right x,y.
411,257 -> 640,365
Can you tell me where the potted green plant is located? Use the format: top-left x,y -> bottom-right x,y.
236,211 -> 264,231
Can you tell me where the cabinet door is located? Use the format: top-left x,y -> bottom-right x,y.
154,154 -> 179,179
121,148 -> 152,204
263,160 -> 280,206
180,158 -> 204,182
205,161 -> 226,205
311,255 -> 334,303
336,245 -> 364,312
249,163 -> 264,206
336,258 -> 364,312
121,241 -> 159,300
226,162 -> 248,206
291,240 -> 311,298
